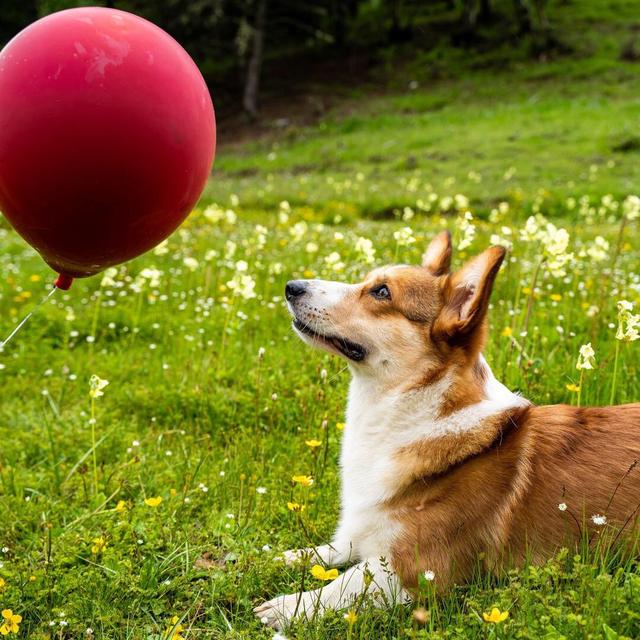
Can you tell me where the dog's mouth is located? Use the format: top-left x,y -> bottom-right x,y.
293,319 -> 366,362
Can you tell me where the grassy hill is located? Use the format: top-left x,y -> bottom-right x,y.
209,0 -> 640,219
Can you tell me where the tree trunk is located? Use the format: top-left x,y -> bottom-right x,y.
479,0 -> 492,21
513,0 -> 532,33
461,0 -> 479,30
243,0 -> 267,120
532,0 -> 550,30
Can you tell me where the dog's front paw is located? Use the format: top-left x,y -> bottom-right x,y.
254,593 -> 302,630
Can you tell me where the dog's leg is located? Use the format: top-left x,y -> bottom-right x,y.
254,557 -> 409,630
282,540 -> 355,567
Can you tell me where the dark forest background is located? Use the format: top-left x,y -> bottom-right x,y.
1,1 -> 558,121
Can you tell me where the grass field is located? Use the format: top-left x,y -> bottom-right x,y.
2,3 -> 640,638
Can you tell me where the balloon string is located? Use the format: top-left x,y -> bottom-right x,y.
0,285 -> 58,350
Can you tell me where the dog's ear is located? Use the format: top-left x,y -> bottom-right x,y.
422,230 -> 452,276
432,246 -> 505,341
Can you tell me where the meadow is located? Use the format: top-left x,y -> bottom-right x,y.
2,4 -> 640,637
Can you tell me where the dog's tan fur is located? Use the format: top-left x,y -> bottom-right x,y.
390,403 -> 640,590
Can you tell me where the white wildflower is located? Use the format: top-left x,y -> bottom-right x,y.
393,226 -> 416,247
456,211 -> 475,251
354,237 -> 376,264
576,343 -> 596,370
615,300 -> 640,342
89,375 -> 109,399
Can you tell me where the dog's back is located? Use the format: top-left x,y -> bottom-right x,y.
389,403 -> 640,589
509,403 -> 640,557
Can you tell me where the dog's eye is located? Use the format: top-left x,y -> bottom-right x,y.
370,284 -> 391,300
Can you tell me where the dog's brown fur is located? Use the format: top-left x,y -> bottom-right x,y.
390,403 -> 640,589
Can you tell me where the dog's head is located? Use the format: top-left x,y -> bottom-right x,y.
286,231 -> 505,386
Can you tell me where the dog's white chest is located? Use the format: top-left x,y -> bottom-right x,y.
334,383 -> 407,559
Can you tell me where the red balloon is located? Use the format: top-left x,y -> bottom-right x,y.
0,7 -> 216,288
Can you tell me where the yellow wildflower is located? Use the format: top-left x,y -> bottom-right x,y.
311,564 -> 339,581
144,496 -> 163,508
291,475 -> 314,487
287,502 -> 305,512
305,439 -> 322,448
165,615 -> 185,640
343,609 -> 358,625
115,500 -> 127,513
336,422 -> 345,431
501,327 -> 513,337
566,383 -> 580,393
13,291 -> 31,303
0,609 -> 21,635
29,275 -> 41,282
91,537 -> 107,554
0,579 -> 5,590
483,607 -> 509,623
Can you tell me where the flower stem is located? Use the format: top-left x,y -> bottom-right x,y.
610,340 -> 621,405
90,397 -> 98,494
522,258 -> 543,338
577,369 -> 584,408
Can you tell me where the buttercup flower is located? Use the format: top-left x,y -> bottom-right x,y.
343,609 -> 358,624
165,615 -> 185,640
305,439 -> 322,448
291,475 -> 314,487
91,537 -> 107,554
0,610 -> 21,635
287,502 -> 305,512
483,607 -> 509,623
144,496 -> 163,508
311,564 -> 339,581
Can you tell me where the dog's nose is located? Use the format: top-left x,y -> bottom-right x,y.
285,280 -> 308,301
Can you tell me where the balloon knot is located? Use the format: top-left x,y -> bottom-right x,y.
54,273 -> 74,290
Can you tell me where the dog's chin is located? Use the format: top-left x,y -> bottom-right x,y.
292,319 -> 366,362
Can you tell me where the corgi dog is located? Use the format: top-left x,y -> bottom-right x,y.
255,232 -> 640,630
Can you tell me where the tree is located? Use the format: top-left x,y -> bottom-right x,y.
242,0 -> 268,119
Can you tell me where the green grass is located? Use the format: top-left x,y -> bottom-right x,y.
1,2 -> 640,638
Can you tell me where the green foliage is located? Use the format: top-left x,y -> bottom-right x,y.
1,3 -> 640,638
